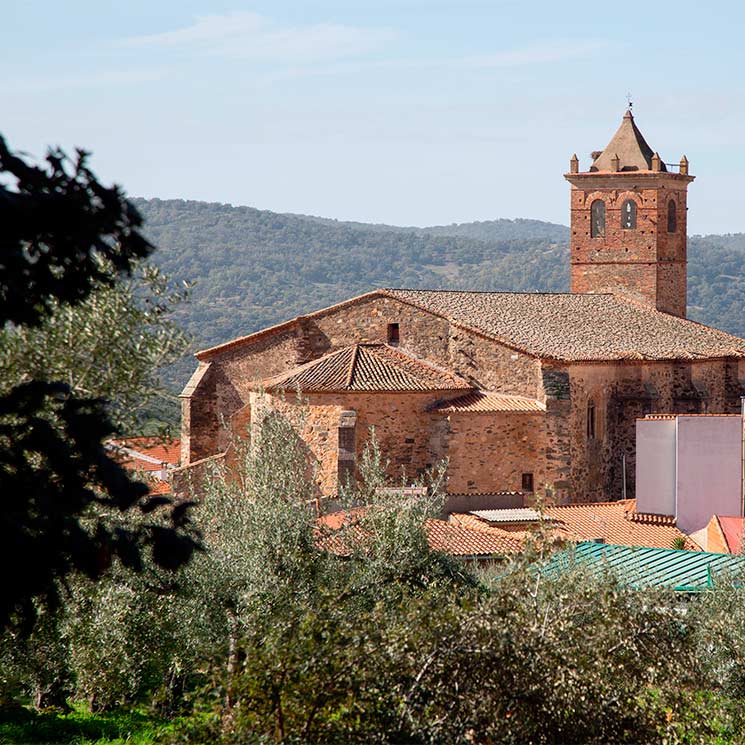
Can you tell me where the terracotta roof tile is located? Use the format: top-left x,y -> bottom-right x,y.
544,500 -> 698,550
454,499 -> 700,551
145,478 -> 171,496
590,110 -> 660,172
384,289 -> 745,362
423,519 -> 523,556
436,391 -> 546,413
317,510 -> 521,557
109,437 -> 181,471
263,343 -> 472,393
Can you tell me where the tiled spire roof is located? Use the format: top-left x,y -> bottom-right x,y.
591,109 -> 661,172
262,343 -> 472,393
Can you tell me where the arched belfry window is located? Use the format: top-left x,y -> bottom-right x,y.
621,199 -> 637,230
590,199 -> 605,238
667,200 -> 677,233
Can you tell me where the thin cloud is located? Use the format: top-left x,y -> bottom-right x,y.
118,11 -> 398,63
6,67 -> 169,93
270,39 -> 611,81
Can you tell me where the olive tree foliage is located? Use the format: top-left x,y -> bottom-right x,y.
0,262 -> 190,434
0,135 -> 199,628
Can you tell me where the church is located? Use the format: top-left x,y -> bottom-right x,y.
179,112 -> 745,505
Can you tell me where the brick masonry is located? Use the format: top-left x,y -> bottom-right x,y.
180,288 -> 745,503
566,174 -> 691,317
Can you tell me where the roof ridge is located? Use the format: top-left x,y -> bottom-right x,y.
346,344 -> 360,387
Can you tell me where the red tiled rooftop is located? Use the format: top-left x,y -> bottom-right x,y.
262,343 -> 472,393
109,437 -> 181,472
385,289 -> 745,363
435,391 -> 546,413
194,288 -> 745,365
317,509 -> 521,558
454,499 -> 699,552
145,479 -> 172,496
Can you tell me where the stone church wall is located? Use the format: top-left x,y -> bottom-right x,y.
181,294 -> 544,465
566,359 -> 745,503
444,411 -> 545,495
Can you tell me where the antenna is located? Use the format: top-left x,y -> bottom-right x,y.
626,92 -> 633,112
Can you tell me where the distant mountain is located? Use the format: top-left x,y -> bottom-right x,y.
133,198 -> 745,394
295,213 -> 570,243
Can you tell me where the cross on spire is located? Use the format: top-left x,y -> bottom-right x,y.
626,92 -> 633,112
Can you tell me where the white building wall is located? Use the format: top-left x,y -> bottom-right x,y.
636,419 -> 676,516
675,416 -> 743,535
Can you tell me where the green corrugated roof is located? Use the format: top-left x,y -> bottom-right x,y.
542,542 -> 745,592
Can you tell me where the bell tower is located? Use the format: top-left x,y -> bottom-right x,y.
565,110 -> 694,317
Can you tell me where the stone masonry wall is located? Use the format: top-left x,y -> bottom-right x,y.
253,390 -> 457,495
181,294 -> 543,464
566,358 -> 744,503
445,411 -> 545,494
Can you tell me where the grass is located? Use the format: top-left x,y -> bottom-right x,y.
0,703 -> 184,745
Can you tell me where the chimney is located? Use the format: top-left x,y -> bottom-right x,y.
610,153 -> 620,172
570,153 -> 579,173
680,155 -> 689,176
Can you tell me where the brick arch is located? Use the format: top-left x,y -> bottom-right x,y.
581,190 -> 611,208
612,191 -> 642,209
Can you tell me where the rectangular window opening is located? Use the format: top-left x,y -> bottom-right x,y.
521,473 -> 534,493
587,402 -> 596,440
387,322 -> 400,345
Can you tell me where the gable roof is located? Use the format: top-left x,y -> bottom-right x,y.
317,509 -> 522,558
591,110 -> 661,172
435,391 -> 545,413
262,343 -> 472,393
194,288 -> 745,365
385,289 -> 745,362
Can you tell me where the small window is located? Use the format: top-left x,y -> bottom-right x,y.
667,200 -> 677,233
387,323 -> 400,345
621,199 -> 637,229
587,400 -> 596,440
521,473 -> 534,493
590,200 -> 605,238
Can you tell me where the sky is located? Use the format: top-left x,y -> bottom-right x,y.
4,0 -> 745,233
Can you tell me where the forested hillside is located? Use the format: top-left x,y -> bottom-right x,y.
134,198 -> 745,391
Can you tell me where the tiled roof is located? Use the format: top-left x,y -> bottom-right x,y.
590,110 -> 660,172
145,478 -> 172,496
108,437 -> 181,471
456,499 -> 699,551
424,519 -> 523,556
640,414 -> 741,421
385,289 -> 745,362
263,343 -> 472,393
317,510 -> 521,557
546,500 -> 699,550
435,391 -> 545,413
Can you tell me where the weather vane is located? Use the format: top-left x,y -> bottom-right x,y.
626,92 -> 633,111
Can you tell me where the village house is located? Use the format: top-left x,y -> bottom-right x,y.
179,111 -> 745,505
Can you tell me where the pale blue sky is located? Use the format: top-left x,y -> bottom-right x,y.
4,1 -> 744,233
